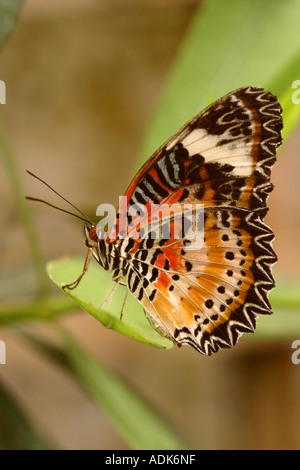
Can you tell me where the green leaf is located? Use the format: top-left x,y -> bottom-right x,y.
63,334 -> 185,450
0,0 -> 23,49
47,257 -> 173,350
0,381 -> 51,450
139,0 -> 300,163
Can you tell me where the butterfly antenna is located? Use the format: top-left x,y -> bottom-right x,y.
25,196 -> 91,223
26,170 -> 93,224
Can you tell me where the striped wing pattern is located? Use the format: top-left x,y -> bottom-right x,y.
105,86 -> 283,355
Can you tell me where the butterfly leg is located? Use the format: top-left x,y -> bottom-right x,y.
120,288 -> 129,321
100,275 -> 124,311
62,245 -> 94,291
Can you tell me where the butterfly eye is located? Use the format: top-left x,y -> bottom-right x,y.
89,225 -> 98,242
84,224 -> 99,247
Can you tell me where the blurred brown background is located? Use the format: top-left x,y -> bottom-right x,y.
0,0 -> 299,449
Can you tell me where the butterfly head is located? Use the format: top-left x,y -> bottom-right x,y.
84,223 -> 110,269
84,223 -> 102,247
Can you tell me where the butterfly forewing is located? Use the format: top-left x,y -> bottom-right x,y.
107,86 -> 282,355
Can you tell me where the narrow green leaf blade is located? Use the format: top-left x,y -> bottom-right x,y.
140,0 -> 300,162
267,52 -> 300,141
0,382 -> 51,450
21,331 -> 184,449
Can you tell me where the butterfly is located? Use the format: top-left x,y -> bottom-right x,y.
27,86 -> 283,355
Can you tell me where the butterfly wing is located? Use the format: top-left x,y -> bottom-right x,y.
111,86 -> 282,355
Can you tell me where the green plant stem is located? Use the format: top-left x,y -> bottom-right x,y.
270,287 -> 300,311
0,295 -> 76,324
0,123 -> 50,297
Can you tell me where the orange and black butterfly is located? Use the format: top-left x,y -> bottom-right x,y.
28,86 -> 283,355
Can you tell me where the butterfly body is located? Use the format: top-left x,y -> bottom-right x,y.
84,86 -> 282,355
